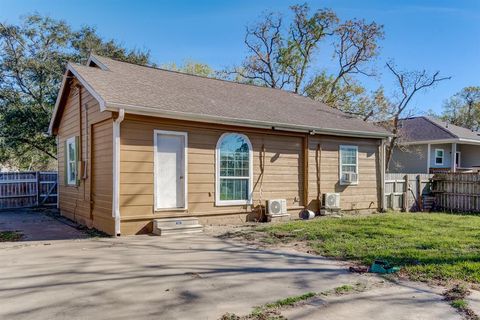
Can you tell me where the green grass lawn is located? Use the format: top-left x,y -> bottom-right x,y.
257,213 -> 480,283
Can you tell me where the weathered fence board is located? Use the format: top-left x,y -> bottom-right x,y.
0,172 -> 58,209
433,173 -> 480,213
384,173 -> 433,211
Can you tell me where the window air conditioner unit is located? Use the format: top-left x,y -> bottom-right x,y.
323,193 -> 340,210
267,199 -> 287,215
342,172 -> 358,184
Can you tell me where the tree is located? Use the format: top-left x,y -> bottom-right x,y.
278,4 -> 337,93
233,4 -> 337,92
382,62 -> 450,168
305,19 -> 384,119
162,60 -> 216,78
305,72 -> 389,121
0,14 -> 152,170
235,4 -> 384,120
440,86 -> 480,131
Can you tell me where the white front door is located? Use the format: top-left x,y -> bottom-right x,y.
154,131 -> 187,210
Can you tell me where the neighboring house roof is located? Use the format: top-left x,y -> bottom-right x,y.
398,116 -> 480,145
49,54 -> 389,138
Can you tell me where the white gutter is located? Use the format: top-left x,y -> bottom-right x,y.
112,109 -> 125,236
105,103 -> 392,139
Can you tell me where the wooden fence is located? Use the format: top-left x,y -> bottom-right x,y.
384,173 -> 433,211
0,172 -> 58,209
433,173 -> 480,213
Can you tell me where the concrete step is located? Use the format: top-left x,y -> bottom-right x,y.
153,217 -> 199,228
153,217 -> 203,236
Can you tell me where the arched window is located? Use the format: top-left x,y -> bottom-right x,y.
216,133 -> 253,206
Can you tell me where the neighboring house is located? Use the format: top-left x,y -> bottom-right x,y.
49,54 -> 390,236
388,116 -> 480,174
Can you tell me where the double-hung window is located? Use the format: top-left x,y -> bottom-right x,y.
339,145 -> 358,185
216,133 -> 252,206
435,149 -> 444,165
66,137 -> 78,186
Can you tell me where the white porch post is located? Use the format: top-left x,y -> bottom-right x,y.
451,142 -> 457,173
427,144 -> 431,174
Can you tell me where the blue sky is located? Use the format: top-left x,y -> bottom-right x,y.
1,0 -> 479,114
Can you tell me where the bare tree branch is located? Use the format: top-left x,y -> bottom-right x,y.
383,62 -> 451,169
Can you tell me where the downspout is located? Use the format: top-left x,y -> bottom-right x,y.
380,138 -> 386,212
316,143 -> 322,213
112,109 -> 125,236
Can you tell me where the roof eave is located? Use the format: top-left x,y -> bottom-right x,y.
105,103 -> 391,139
48,63 -> 107,135
399,138 -> 480,146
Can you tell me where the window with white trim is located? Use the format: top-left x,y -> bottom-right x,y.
339,145 -> 358,185
435,149 -> 444,165
216,133 -> 252,205
66,137 -> 77,185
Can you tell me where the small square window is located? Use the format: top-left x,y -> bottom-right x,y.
435,149 -> 444,165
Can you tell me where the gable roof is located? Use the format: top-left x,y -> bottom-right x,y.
49,54 -> 389,138
398,116 -> 480,144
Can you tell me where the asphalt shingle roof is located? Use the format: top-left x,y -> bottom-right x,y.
398,116 -> 480,143
66,54 -> 389,137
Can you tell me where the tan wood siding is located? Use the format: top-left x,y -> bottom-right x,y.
91,120 -> 114,234
119,115 -> 304,233
57,80 -> 113,233
307,135 -> 381,212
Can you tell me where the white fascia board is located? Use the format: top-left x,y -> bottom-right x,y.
67,63 -> 107,111
48,69 -> 69,134
48,63 -> 107,135
86,54 -> 109,71
105,102 -> 391,139
399,138 -> 480,146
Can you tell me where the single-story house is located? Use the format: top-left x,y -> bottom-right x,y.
388,116 -> 480,174
49,54 -> 390,236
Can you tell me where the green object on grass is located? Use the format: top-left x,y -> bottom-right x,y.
370,260 -> 400,274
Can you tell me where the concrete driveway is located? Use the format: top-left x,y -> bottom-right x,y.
0,209 -> 86,241
0,210 -> 461,320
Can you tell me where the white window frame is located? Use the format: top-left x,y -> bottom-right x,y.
153,130 -> 188,211
435,148 -> 444,165
66,136 -> 77,186
339,145 -> 359,186
215,133 -> 253,206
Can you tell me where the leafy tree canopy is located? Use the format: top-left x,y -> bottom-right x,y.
0,14 -> 152,170
161,60 -> 217,78
439,86 -> 480,131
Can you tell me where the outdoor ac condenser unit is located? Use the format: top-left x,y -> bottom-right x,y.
323,193 -> 341,210
267,199 -> 287,215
